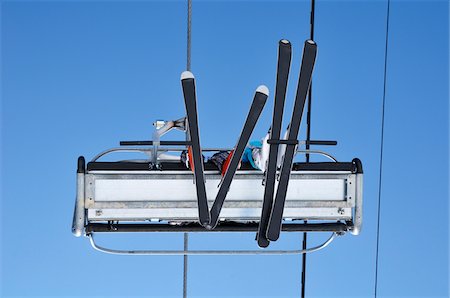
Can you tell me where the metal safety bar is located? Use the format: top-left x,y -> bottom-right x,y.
88,232 -> 339,255
90,147 -> 338,163
120,140 -> 337,146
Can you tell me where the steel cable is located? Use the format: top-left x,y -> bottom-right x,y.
375,0 -> 391,296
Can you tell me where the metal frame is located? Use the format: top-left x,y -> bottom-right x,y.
72,150 -> 363,240
72,153 -> 362,257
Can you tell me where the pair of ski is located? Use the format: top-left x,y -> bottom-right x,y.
180,39 -> 317,244
257,39 -> 317,247
181,71 -> 269,229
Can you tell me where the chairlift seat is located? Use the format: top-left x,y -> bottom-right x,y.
72,38 -> 364,253
74,154 -> 363,236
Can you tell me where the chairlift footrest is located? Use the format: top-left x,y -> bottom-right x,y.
85,222 -> 350,233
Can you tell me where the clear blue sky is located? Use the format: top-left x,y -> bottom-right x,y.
1,0 -> 448,297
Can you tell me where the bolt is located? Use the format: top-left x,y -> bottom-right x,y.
338,208 -> 345,215
95,209 -> 103,216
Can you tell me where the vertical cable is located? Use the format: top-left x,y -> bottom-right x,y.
300,231 -> 307,298
183,232 -> 188,298
305,0 -> 315,162
184,2 -> 192,298
374,0 -> 390,296
301,0 -> 315,297
187,0 -> 192,72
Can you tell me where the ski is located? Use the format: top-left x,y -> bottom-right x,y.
181,71 -> 210,226
207,86 -> 269,229
266,40 -> 317,241
256,39 -> 292,248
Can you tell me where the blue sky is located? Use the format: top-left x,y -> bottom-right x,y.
1,0 -> 448,297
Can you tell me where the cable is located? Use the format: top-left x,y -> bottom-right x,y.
186,0 -> 192,72
184,1 -> 192,297
183,233 -> 188,298
374,0 -> 390,296
301,0 -> 315,296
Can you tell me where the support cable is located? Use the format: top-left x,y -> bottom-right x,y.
186,0 -> 192,72
301,0 -> 315,297
183,232 -> 188,298
375,0 -> 391,296
184,1 -> 192,298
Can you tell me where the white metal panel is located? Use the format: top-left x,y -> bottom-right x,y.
84,171 -> 359,223
93,177 -> 346,202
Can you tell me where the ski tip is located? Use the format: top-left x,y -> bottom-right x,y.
280,39 -> 290,45
267,230 -> 280,242
181,71 -> 194,80
306,39 -> 316,46
200,219 -> 211,228
257,235 -> 271,248
256,85 -> 269,96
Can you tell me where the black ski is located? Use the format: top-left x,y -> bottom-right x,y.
207,86 -> 269,229
266,40 -> 317,241
256,39 -> 292,248
181,71 -> 210,226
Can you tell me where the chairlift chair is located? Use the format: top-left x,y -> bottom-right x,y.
72,39 -> 363,253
